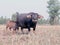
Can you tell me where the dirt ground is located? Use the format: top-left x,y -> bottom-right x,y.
0,25 -> 60,45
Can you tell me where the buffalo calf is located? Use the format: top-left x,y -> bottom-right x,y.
6,20 -> 16,30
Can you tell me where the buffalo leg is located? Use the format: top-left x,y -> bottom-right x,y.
33,27 -> 36,31
33,26 -> 36,34
14,24 -> 18,31
33,24 -> 36,31
33,28 -> 35,31
27,25 -> 30,32
16,27 -> 19,30
21,27 -> 24,33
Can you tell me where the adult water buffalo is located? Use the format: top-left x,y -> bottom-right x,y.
14,12 -> 43,33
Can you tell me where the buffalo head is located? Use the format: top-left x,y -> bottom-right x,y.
27,12 -> 43,23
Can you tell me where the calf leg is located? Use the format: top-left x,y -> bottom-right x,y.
6,26 -> 8,30
9,27 -> 11,30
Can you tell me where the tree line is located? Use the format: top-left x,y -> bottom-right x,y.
0,15 -> 49,25
0,16 -> 10,24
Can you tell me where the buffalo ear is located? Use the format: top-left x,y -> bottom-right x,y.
27,15 -> 31,18
38,15 -> 44,18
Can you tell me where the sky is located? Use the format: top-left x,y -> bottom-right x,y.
0,0 -> 49,19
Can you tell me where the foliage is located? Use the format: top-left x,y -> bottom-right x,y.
0,16 -> 10,24
37,18 -> 49,25
47,0 -> 60,25
11,12 -> 19,21
11,14 -> 16,21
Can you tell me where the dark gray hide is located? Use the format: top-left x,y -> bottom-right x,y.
15,12 -> 39,32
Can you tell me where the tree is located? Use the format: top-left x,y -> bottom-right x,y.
11,14 -> 16,21
0,16 -> 10,24
47,0 -> 60,25
11,12 -> 19,21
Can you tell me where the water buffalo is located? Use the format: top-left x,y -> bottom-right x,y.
14,12 -> 43,33
6,20 -> 16,30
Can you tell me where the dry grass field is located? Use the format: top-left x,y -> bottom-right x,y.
0,25 -> 60,45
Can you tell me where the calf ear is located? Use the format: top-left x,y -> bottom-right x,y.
27,15 -> 31,18
38,15 -> 44,18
